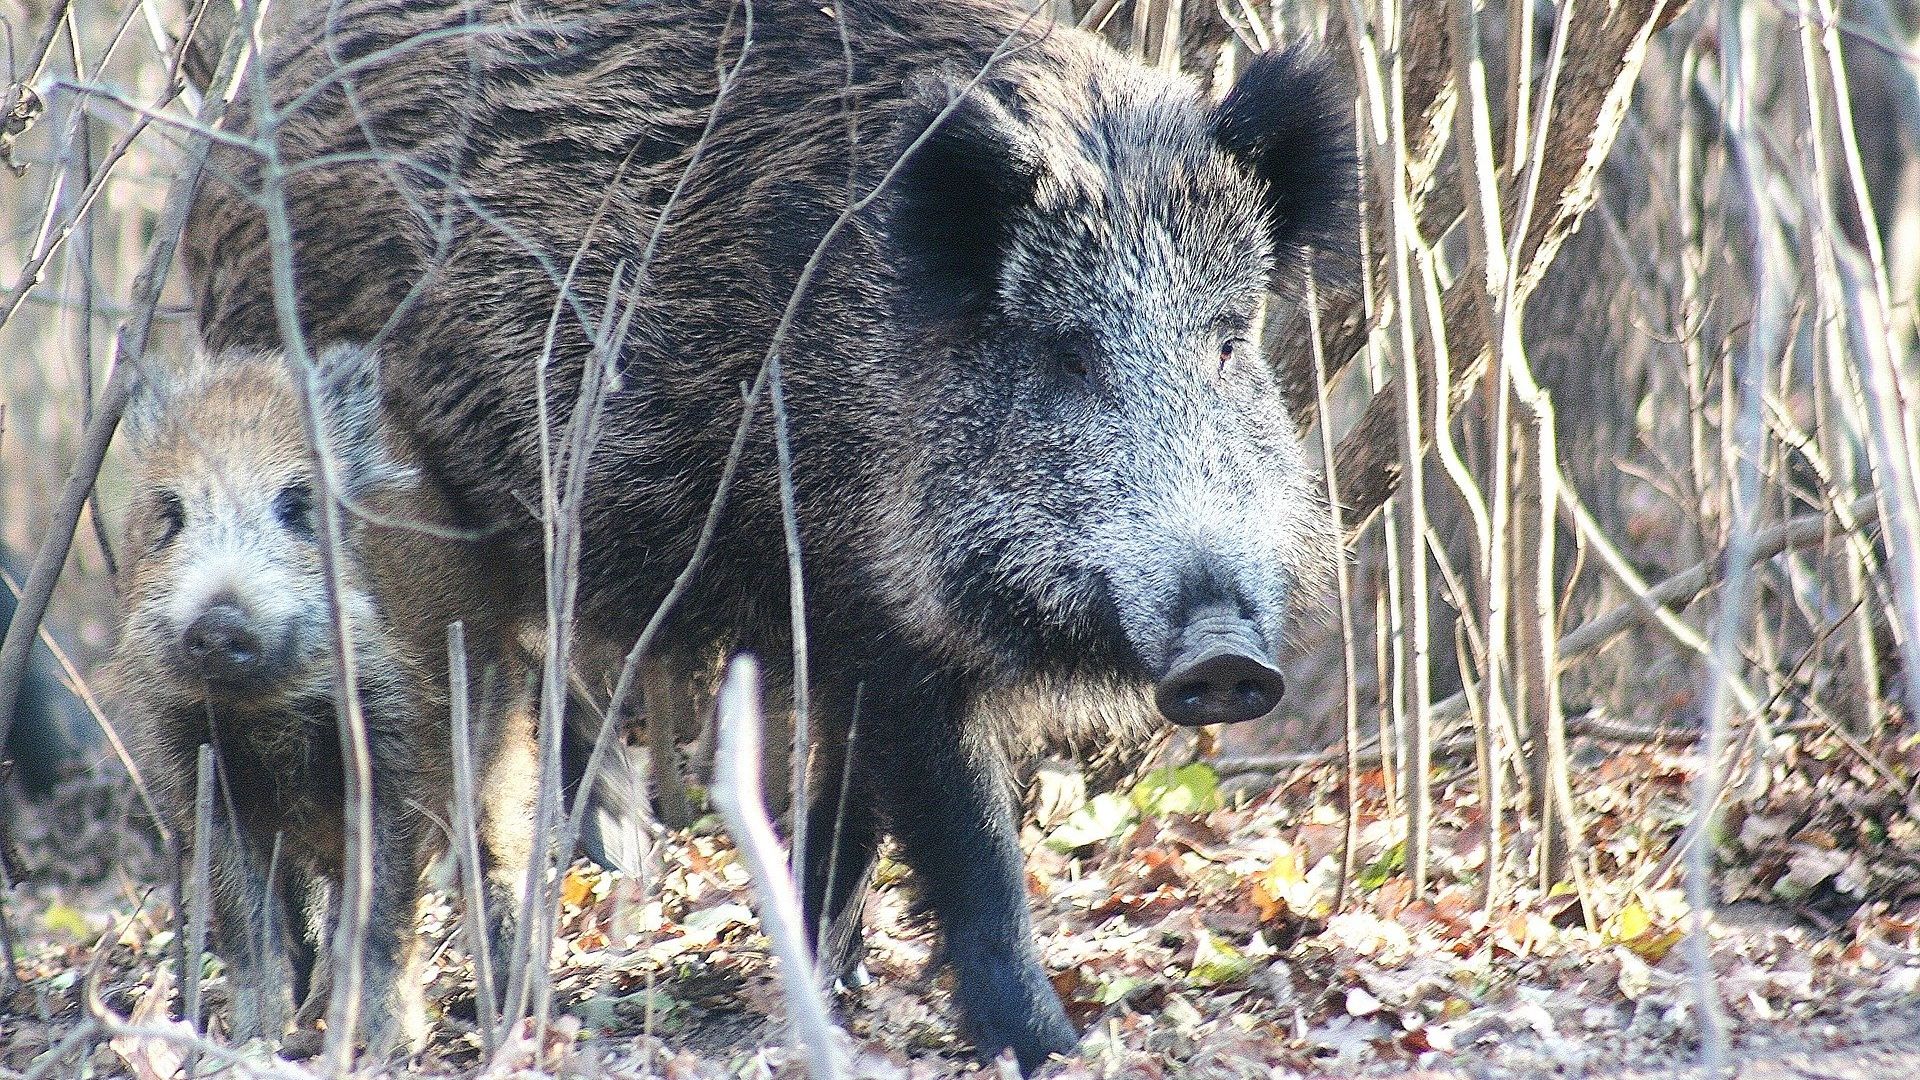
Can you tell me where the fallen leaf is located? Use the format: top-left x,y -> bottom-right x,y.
111,965 -> 192,1080
1357,842 -> 1405,891
43,902 -> 91,940
1610,900 -> 1652,943
1187,928 -> 1255,987
1047,792 -> 1138,852
1131,764 -> 1223,817
561,866 -> 600,909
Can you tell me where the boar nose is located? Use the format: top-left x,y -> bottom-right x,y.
1154,608 -> 1285,726
181,605 -> 266,684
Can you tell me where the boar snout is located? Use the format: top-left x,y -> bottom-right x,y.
179,603 -> 272,688
1153,606 -> 1284,726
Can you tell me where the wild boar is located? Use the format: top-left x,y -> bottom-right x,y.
186,2 -> 1354,1068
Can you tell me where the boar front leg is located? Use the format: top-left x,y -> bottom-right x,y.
800,725 -> 880,987
349,746 -> 431,1061
477,678 -> 540,1011
207,829 -> 298,1045
868,683 -> 1078,1074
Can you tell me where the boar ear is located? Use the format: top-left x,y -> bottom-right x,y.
1212,46 -> 1358,284
888,78 -> 1043,321
311,343 -> 410,495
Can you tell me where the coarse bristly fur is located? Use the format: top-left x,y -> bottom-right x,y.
186,1 -> 1356,1070
109,345 -> 567,1059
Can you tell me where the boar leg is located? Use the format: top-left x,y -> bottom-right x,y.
282,867 -> 320,1019
207,829 -> 298,1044
353,751 -> 431,1060
477,688 -> 540,1006
872,691 -> 1078,1073
642,653 -> 698,828
800,733 -> 880,987
291,876 -> 331,1030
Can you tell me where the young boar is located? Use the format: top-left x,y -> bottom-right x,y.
186,1 -> 1354,1069
112,345 -> 442,1054
110,346 -> 646,1056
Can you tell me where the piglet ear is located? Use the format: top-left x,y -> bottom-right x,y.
1212,46 -> 1358,283
122,358 -> 183,446
887,77 -> 1043,322
311,342 -> 411,496
312,343 -> 380,438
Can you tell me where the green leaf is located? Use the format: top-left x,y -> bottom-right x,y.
42,902 -> 90,940
1357,841 -> 1406,891
1187,928 -> 1256,987
1095,975 -> 1143,1004
1046,791 -> 1138,852
1130,763 -> 1223,817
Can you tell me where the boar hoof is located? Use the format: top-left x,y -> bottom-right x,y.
955,964 -> 1078,1074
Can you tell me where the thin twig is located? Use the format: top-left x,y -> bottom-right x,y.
181,746 -> 213,1051
0,566 -> 166,836
1422,498 -> 1872,730
711,657 -> 848,1080
0,4 -> 247,940
446,621 -> 499,1054
228,0 -> 381,1056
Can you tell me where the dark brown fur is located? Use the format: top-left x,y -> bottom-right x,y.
186,2 -> 1352,1069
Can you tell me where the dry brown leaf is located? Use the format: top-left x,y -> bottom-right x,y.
109,965 -> 191,1080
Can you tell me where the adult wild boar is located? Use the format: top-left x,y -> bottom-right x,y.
0,545 -> 94,797
187,0 -> 1353,1068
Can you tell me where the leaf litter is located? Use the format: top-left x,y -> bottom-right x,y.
4,726 -> 1920,1079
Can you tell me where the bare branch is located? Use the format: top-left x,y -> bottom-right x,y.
0,8 -> 248,867
711,656 -> 848,1080
1315,0 -> 1685,529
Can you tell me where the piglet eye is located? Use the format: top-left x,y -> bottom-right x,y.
153,492 -> 186,550
1219,338 -> 1238,368
274,482 -> 316,540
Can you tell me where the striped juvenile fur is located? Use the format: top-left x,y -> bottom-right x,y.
110,346 -> 546,1057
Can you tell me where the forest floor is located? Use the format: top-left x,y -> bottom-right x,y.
4,726 -> 1920,1079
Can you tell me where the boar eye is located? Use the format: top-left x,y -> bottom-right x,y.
1052,331 -> 1097,386
1219,337 -> 1247,373
153,492 -> 186,550
274,482 -> 316,540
